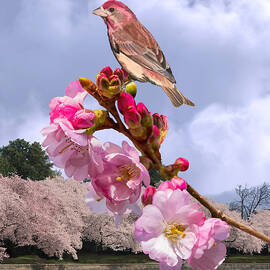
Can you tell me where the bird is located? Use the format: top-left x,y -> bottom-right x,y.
92,0 -> 195,107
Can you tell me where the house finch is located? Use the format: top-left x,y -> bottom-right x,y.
93,0 -> 195,107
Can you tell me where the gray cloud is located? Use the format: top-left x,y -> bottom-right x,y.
1,0 -> 270,194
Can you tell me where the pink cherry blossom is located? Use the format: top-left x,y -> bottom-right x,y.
134,189 -> 205,269
49,81 -> 94,130
187,218 -> 230,270
90,141 -> 150,217
41,120 -> 104,181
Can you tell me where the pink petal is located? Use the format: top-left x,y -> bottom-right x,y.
134,205 -> 164,242
160,259 -> 182,270
153,190 -> 189,222
85,183 -> 107,214
174,231 -> 197,259
103,142 -> 123,154
59,122 -> 88,146
173,203 -> 205,227
141,234 -> 178,267
106,199 -> 129,215
66,80 -> 84,98
188,242 -> 226,270
122,141 -> 139,162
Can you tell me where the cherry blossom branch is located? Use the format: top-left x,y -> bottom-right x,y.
186,184 -> 270,243
79,77 -> 162,169
78,75 -> 270,244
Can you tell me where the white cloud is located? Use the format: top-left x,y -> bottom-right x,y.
164,95 -> 270,194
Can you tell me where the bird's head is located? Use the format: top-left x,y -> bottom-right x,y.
93,1 -> 135,30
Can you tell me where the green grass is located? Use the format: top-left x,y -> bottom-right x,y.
224,255 -> 270,263
4,253 -> 153,264
4,253 -> 270,264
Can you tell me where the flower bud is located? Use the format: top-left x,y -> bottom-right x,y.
79,77 -> 97,94
174,157 -> 189,172
170,177 -> 187,191
152,113 -> 162,129
126,81 -> 137,97
159,115 -> 168,144
73,109 -> 96,129
123,107 -> 141,129
152,113 -> 168,145
147,125 -> 160,151
117,92 -> 136,114
100,66 -> 113,78
85,110 -> 108,135
96,72 -> 121,99
158,181 -> 175,191
137,103 -> 153,128
113,68 -> 129,83
142,186 -> 156,206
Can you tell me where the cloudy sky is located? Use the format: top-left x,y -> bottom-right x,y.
1,0 -> 270,195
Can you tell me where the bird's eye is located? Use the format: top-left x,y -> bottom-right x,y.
109,7 -> 115,12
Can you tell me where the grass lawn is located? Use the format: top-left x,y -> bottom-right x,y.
3,253 -> 270,264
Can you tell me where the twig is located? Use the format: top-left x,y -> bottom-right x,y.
187,184 -> 270,243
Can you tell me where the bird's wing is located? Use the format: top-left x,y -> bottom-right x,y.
110,21 -> 176,84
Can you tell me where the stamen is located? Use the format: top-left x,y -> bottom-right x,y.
58,142 -> 74,154
164,223 -> 187,242
116,163 -> 140,182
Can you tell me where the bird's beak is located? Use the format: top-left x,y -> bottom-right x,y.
92,6 -> 107,18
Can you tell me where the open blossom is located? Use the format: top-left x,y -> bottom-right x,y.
41,120 -> 104,181
41,80 -> 108,181
187,219 -> 229,270
89,141 -> 150,218
134,189 -> 205,269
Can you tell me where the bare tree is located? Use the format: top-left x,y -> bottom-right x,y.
230,183 -> 270,219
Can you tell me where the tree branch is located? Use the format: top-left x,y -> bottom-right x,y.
187,184 -> 270,243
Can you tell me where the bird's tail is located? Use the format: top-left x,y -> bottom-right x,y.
162,85 -> 195,107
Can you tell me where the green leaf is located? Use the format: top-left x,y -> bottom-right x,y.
148,168 -> 166,186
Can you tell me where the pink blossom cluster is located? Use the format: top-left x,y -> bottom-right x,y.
85,141 -> 150,226
137,184 -> 230,270
117,92 -> 168,146
41,78 -> 150,223
41,80 -> 100,181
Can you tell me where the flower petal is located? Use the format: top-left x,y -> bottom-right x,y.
141,234 -> 178,267
188,242 -> 226,270
134,205 -> 165,242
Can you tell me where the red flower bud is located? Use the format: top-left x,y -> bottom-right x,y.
152,125 -> 160,138
100,66 -> 113,78
152,113 -> 162,129
159,115 -> 168,144
137,103 -> 149,117
170,177 -> 187,191
113,68 -> 124,81
123,107 -> 141,128
142,186 -> 156,206
117,92 -> 136,114
96,72 -> 121,99
97,73 -> 109,91
174,157 -> 189,172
